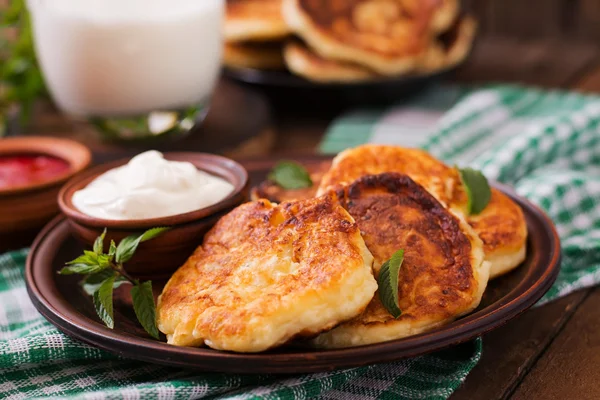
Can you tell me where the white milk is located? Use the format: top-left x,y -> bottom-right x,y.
27,0 -> 224,116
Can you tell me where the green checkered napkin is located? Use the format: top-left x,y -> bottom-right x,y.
2,85 -> 599,399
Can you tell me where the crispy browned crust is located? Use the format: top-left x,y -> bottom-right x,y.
338,173 -> 479,324
283,0 -> 446,74
296,0 -> 436,56
318,145 -> 463,210
157,193 -> 376,351
251,160 -> 331,202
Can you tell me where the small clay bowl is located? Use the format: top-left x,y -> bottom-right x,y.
0,136 -> 92,251
58,152 -> 249,279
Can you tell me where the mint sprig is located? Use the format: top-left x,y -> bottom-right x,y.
58,227 -> 170,339
268,161 -> 313,190
458,167 -> 491,215
378,249 -> 404,318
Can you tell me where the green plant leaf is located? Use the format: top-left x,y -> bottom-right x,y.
458,167 -> 491,215
83,270 -> 127,296
93,229 -> 107,255
131,281 -> 160,339
115,235 -> 141,264
377,249 -> 404,318
93,276 -> 115,329
268,161 -> 312,190
115,228 -> 170,264
96,254 -> 112,269
58,263 -> 105,275
66,252 -> 98,266
108,240 -> 117,259
139,227 -> 170,242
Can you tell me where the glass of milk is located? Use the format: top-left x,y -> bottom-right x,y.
26,0 -> 224,141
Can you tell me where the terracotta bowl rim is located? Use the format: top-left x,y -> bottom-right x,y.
58,152 -> 249,230
0,136 -> 92,196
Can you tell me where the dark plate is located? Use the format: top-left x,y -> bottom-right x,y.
222,66 -> 458,108
223,66 -> 455,90
26,156 -> 561,374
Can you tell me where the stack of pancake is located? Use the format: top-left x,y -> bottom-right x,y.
157,145 -> 527,353
223,0 -> 477,82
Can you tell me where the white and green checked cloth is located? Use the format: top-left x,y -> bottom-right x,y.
2,85 -> 600,399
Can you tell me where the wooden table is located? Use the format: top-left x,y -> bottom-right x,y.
18,36 -> 600,399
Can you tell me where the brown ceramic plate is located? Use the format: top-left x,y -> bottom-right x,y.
26,156 -> 561,374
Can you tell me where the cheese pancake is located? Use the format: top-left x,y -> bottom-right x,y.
282,0 -> 440,75
224,42 -> 285,70
468,188 -> 527,279
313,173 -> 488,348
317,144 -> 527,278
157,194 -> 377,353
284,40 -> 376,82
251,160 -> 331,202
226,0 -> 291,42
317,145 -> 466,212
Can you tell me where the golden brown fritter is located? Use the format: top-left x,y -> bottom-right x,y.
282,0 -> 443,75
226,0 -> 291,42
468,188 -> 527,278
157,193 -> 377,353
317,145 -> 466,212
313,173 -> 488,348
224,42 -> 286,70
251,160 -> 331,202
283,40 -> 376,82
316,144 -> 527,279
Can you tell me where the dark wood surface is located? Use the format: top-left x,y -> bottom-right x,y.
14,33 -> 600,398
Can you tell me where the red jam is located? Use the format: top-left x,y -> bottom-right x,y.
0,154 -> 71,190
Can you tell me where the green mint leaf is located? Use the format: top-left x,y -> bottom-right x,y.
108,240 -> 117,260
131,281 -> 160,339
83,270 -> 127,296
58,263 -> 105,275
115,235 -> 141,264
97,254 -> 113,269
268,161 -> 312,190
93,276 -> 115,329
458,167 -> 491,215
378,249 -> 404,318
115,228 -> 170,264
139,227 -> 170,243
93,228 -> 107,255
66,252 -> 98,266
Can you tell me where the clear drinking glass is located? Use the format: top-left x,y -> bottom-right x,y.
26,0 -> 224,142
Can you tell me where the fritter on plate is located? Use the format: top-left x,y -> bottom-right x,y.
317,145 -> 464,212
282,0 -> 442,75
316,144 -> 527,278
313,173 -> 488,348
467,188 -> 527,279
226,0 -> 291,42
157,194 -> 377,353
283,40 -> 376,82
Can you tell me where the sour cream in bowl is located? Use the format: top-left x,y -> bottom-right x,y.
72,151 -> 235,220
58,151 -> 249,278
